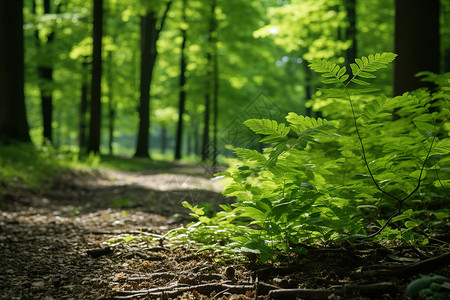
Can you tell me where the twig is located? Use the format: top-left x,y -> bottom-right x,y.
268,282 -> 396,299
351,251 -> 450,279
113,282 -> 280,299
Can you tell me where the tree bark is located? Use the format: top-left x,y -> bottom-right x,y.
174,0 -> 188,160
212,13 -> 219,166
393,0 -> 440,96
201,0 -> 217,162
135,1 -> 173,158
87,0 -> 103,154
0,0 -> 31,144
79,59 -> 90,151
33,0 -> 60,144
344,0 -> 357,63
106,51 -> 115,155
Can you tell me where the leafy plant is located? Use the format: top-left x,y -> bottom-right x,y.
167,53 -> 449,262
406,275 -> 449,299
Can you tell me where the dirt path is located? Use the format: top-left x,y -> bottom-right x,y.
0,163 -> 232,299
0,163 -> 449,299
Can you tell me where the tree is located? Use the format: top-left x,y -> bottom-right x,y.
135,1 -> 173,158
201,0 -> 217,162
79,59 -> 90,151
344,0 -> 357,63
87,0 -> 103,154
174,0 -> 187,160
393,0 -> 440,96
33,0 -> 60,144
0,0 -> 31,143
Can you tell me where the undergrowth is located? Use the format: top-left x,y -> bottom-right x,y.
166,53 -> 450,263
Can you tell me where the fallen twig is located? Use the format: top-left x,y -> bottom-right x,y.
110,282 -> 279,299
352,251 -> 450,279
268,282 -> 396,299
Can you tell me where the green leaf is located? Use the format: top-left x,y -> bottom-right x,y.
406,276 -> 432,295
239,207 -> 267,220
322,78 -> 340,84
405,220 -> 419,228
350,63 -> 359,76
244,119 -> 290,137
337,66 -> 346,78
351,78 -> 370,85
358,71 -> 376,79
339,74 -> 349,82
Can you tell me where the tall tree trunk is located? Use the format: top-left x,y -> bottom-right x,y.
135,12 -> 157,158
393,0 -> 440,96
344,0 -> 357,63
201,0 -> 217,162
0,0 -> 31,144
303,60 -> 313,117
87,0 -> 103,154
107,51 -> 115,155
79,59 -> 90,151
33,0 -> 60,143
201,71 -> 211,161
135,1 -> 172,158
161,125 -> 167,154
174,0 -> 187,160
212,0 -> 219,166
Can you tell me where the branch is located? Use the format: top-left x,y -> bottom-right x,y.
156,0 -> 172,36
345,85 -> 448,239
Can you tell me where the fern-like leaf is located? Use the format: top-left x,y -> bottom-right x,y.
286,113 -> 336,135
233,148 -> 267,165
350,53 -> 397,85
244,119 -> 290,137
308,60 -> 348,84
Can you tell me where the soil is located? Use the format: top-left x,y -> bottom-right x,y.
0,162 -> 449,300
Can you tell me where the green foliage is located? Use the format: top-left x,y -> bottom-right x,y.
169,53 -> 449,263
0,143 -> 68,189
406,275 -> 449,299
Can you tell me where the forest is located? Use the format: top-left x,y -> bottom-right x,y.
0,0 -> 449,299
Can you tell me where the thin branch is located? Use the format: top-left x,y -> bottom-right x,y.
344,86 -> 448,239
345,89 -> 400,201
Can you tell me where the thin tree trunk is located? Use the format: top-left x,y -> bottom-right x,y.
34,0 -> 60,143
0,0 -> 30,144
87,0 -> 103,154
201,0 -> 216,162
135,1 -> 172,158
393,0 -> 440,96
303,62 -> 312,117
174,0 -> 187,160
79,60 -> 89,151
161,125 -> 167,154
344,0 -> 357,64
212,0 -> 219,166
107,51 -> 115,155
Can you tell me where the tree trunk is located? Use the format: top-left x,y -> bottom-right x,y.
303,62 -> 312,117
201,0 -> 217,162
344,0 -> 357,63
33,0 -> 60,143
135,1 -> 172,158
393,0 -> 440,96
135,12 -> 157,158
0,0 -> 31,144
161,126 -> 167,154
174,0 -> 188,160
79,59 -> 90,151
87,0 -> 103,154
212,9 -> 219,166
106,51 -> 115,155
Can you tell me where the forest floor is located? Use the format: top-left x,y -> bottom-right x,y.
0,162 -> 449,300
